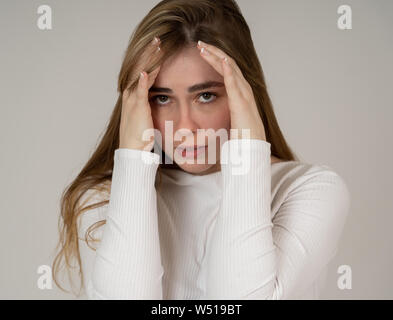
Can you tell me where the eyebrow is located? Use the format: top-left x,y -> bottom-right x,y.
149,81 -> 224,94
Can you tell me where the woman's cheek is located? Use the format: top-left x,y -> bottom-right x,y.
207,102 -> 231,132
151,113 -> 166,149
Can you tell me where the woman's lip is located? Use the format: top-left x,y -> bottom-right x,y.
180,146 -> 206,151
178,146 -> 207,157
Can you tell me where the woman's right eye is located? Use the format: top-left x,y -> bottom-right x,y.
150,95 -> 170,106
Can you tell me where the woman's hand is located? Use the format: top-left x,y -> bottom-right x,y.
197,41 -> 266,141
119,37 -> 162,151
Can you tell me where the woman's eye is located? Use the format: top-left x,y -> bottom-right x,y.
198,92 -> 217,104
151,95 -> 170,106
150,92 -> 217,106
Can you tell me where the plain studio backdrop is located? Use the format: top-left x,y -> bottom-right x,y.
0,0 -> 392,299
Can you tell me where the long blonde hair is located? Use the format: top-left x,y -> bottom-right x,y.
52,0 -> 298,297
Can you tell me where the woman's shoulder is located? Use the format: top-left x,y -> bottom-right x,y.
271,159 -> 351,209
272,159 -> 347,181
270,159 -> 351,246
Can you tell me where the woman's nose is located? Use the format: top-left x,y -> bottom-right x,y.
175,107 -> 199,135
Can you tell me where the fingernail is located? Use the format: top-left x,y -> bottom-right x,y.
223,57 -> 228,63
157,46 -> 161,52
153,36 -> 160,45
198,40 -> 204,47
201,47 -> 209,55
140,71 -> 144,79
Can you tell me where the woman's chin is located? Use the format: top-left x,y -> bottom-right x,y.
177,162 -> 219,175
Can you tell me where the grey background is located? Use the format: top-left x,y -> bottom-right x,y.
0,0 -> 392,299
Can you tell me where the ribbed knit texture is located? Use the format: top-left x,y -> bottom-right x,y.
77,139 -> 351,299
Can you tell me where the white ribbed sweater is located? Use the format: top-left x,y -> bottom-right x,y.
77,139 -> 350,299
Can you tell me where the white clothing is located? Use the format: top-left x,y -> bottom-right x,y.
77,139 -> 350,299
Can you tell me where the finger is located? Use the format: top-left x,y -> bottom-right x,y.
122,69 -> 151,112
199,46 -> 224,76
124,38 -> 161,99
146,65 -> 161,89
200,46 -> 249,99
135,37 -> 161,75
137,71 -> 148,103
198,43 -> 251,97
223,57 -> 259,121
124,64 -> 159,97
221,57 -> 242,110
199,46 -> 243,91
122,80 -> 134,103
198,41 -> 243,76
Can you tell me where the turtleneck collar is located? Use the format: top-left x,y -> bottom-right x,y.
157,167 -> 221,187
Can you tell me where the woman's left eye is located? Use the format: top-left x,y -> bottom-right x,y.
198,92 -> 217,104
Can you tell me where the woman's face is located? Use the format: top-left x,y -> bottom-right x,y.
149,45 -> 231,175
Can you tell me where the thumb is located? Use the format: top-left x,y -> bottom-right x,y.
147,65 -> 161,88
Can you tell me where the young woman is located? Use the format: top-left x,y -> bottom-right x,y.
52,0 -> 350,299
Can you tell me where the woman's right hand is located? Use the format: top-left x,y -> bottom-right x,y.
119,37 -> 162,151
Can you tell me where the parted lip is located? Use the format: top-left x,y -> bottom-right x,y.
176,145 -> 207,151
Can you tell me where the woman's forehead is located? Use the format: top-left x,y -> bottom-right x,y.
155,52 -> 223,91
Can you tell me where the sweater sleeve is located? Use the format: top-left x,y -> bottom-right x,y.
204,138 -> 351,299
77,148 -> 164,299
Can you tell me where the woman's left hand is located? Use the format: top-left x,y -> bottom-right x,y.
197,40 -> 266,141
